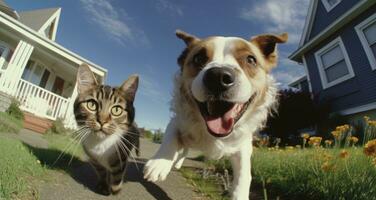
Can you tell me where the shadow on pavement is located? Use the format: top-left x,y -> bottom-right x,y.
23,143 -> 172,200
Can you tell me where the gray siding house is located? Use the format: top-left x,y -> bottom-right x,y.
290,0 -> 376,119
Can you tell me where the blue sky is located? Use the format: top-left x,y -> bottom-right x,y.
9,0 -> 309,130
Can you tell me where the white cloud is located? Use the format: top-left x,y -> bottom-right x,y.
155,0 -> 183,16
240,0 -> 310,44
80,0 -> 148,46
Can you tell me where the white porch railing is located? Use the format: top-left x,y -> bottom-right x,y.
14,79 -> 70,121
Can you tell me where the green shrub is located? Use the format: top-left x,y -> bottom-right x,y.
0,112 -> 23,133
152,129 -> 164,143
6,100 -> 24,121
46,118 -> 71,135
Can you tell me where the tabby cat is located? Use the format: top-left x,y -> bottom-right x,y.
74,64 -> 140,195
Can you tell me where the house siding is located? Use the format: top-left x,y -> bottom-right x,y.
308,0 -> 360,41
305,5 -> 376,112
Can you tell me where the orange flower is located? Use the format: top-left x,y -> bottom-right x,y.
309,137 -> 322,146
321,161 -> 333,172
364,139 -> 376,157
339,150 -> 349,159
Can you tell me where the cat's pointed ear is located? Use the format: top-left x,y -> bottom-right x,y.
120,75 -> 139,102
77,64 -> 98,94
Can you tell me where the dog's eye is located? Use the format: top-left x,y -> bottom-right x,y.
192,50 -> 208,67
247,55 -> 257,66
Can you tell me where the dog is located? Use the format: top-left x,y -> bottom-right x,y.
144,30 -> 288,200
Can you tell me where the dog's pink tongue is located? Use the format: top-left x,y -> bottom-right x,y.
205,105 -> 237,135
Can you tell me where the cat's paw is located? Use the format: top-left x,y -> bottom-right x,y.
143,159 -> 173,182
96,182 -> 111,196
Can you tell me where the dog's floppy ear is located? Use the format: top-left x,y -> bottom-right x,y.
251,33 -> 288,71
176,29 -> 200,46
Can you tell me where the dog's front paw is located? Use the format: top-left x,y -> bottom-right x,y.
143,159 -> 173,182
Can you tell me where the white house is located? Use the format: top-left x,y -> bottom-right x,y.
0,1 -> 107,132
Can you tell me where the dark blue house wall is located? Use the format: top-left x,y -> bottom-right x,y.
308,0 -> 360,42
304,5 -> 376,112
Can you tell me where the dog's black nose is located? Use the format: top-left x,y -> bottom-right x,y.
203,67 -> 235,94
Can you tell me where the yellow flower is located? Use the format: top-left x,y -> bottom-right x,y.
286,146 -> 294,150
350,136 -> 359,144
364,116 -> 370,122
301,133 -> 310,139
321,161 -> 331,172
325,140 -> 333,145
331,130 -> 341,139
309,137 -> 322,146
339,150 -> 349,159
364,139 -> 376,157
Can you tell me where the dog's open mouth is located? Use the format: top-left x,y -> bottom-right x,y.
197,98 -> 252,137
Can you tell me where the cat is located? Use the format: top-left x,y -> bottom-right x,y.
73,64 -> 140,195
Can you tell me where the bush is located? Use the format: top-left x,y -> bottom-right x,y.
46,118 -> 70,135
152,129 -> 164,144
6,100 -> 24,121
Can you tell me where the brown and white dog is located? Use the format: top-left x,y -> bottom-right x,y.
144,30 -> 287,200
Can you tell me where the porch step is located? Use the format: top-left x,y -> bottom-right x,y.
23,112 -> 53,134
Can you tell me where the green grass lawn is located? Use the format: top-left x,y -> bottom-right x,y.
0,137 -> 44,199
200,147 -> 376,200
0,112 -> 23,133
0,132 -> 83,200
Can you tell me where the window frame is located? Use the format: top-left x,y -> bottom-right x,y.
0,41 -> 10,71
321,0 -> 342,12
314,37 -> 355,89
355,13 -> 376,71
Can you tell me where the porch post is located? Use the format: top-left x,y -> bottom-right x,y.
63,81 -> 78,129
0,40 -> 34,96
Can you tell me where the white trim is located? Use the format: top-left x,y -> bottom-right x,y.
38,8 -> 61,41
339,101 -> 376,115
322,0 -> 342,12
290,0 -> 374,61
355,12 -> 376,71
0,11 -> 107,79
314,37 -> 355,89
299,0 -> 318,47
302,55 -> 313,93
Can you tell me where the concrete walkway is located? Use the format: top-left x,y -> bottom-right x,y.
8,129 -> 206,200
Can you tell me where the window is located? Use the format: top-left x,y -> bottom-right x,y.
322,0 -> 341,12
52,76 -> 64,95
355,13 -> 376,70
0,42 -> 10,70
315,37 -> 354,89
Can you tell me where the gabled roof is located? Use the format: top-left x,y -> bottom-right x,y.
289,0 -> 375,62
298,0 -> 318,47
0,0 -> 19,19
19,7 -> 59,31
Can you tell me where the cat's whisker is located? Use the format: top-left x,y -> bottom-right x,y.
52,130 -> 89,166
117,138 -> 140,171
68,131 -> 89,166
114,143 -> 124,168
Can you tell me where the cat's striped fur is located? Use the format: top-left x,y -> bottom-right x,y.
74,64 -> 140,195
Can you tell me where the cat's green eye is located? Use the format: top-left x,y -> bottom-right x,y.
111,106 -> 123,117
86,100 -> 97,111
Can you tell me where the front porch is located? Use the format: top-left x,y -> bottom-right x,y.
0,35 -> 104,131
